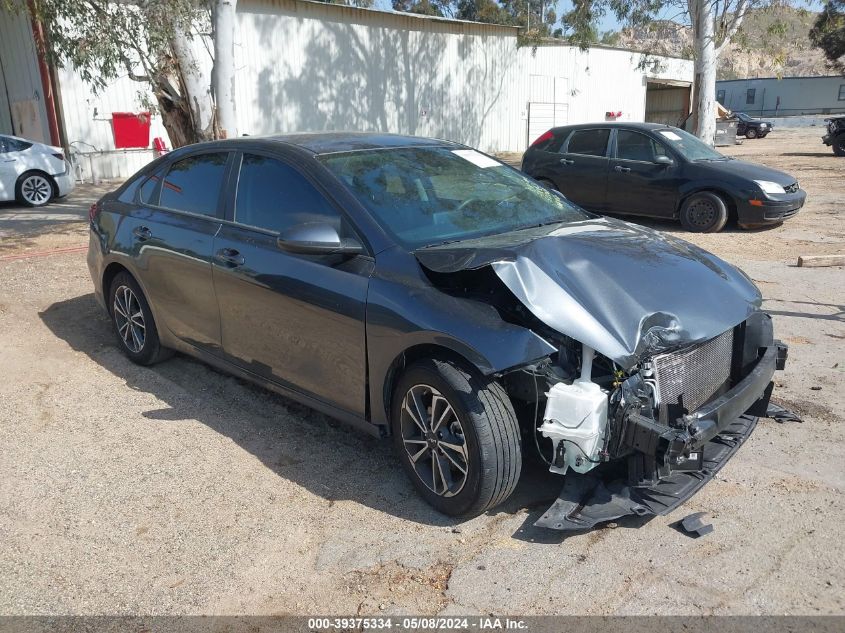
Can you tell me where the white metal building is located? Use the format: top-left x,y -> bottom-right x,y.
716,75 -> 845,118
1,0 -> 693,180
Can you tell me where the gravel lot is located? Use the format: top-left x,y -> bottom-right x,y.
1,128 -> 843,616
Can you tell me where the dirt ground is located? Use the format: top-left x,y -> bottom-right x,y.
0,127 -> 843,616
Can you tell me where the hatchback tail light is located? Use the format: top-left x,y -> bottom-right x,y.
89,202 -> 101,223
531,130 -> 554,147
52,152 -> 65,162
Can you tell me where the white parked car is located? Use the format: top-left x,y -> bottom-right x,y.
0,134 -> 75,206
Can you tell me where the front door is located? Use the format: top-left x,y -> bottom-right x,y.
553,127 -> 611,211
211,152 -> 370,418
605,129 -> 678,218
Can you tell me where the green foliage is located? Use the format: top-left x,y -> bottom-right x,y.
810,0 -> 845,71
2,0 -> 205,93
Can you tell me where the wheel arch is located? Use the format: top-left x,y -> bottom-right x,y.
102,262 -> 132,314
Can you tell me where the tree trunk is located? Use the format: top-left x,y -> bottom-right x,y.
171,28 -> 216,146
692,0 -> 717,145
213,0 -> 238,139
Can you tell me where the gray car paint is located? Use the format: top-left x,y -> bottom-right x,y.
415,216 -> 762,370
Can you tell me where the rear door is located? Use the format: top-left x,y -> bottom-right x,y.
124,151 -> 231,349
211,151 -> 370,418
553,128 -> 611,211
605,129 -> 678,218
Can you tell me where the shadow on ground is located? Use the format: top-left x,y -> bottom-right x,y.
39,292 -> 576,535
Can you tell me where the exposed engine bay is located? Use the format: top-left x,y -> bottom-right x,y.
415,219 -> 787,530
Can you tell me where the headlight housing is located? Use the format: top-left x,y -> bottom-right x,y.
754,180 -> 785,194
759,123 -> 767,128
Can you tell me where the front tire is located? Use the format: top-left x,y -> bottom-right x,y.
745,128 -> 758,139
109,272 -> 170,365
679,191 -> 729,233
391,359 -> 521,518
15,171 -> 54,207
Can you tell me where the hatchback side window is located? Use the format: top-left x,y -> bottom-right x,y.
235,153 -> 344,235
566,129 -> 610,157
158,153 -> 229,216
616,130 -> 669,162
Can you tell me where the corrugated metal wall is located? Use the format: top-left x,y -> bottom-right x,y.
234,0 -> 693,153
16,0 -> 692,178
0,9 -> 49,142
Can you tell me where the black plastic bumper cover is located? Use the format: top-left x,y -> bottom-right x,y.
535,345 -> 779,531
535,414 -> 758,531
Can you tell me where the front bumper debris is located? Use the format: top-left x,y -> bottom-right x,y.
535,414 -> 758,531
535,343 -> 782,532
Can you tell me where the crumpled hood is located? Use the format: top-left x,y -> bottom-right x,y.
415,217 -> 762,370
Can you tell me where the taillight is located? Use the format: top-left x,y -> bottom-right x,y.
531,130 -> 554,147
89,202 -> 101,222
52,152 -> 64,162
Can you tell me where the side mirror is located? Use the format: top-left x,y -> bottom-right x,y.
276,222 -> 364,256
653,155 -> 674,166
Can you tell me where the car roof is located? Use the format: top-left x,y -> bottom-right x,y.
197,132 -> 459,155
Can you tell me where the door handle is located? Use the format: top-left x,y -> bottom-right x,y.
559,158 -> 574,165
215,248 -> 245,267
132,226 -> 152,240
614,165 -> 631,173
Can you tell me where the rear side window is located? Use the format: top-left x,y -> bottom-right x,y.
0,136 -> 32,153
159,153 -> 229,216
566,129 -> 610,157
138,170 -> 163,204
234,153 -> 342,234
616,130 -> 670,162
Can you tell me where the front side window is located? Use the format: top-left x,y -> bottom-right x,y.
234,154 -> 342,235
159,153 -> 229,216
746,88 -> 756,104
320,146 -> 588,250
566,129 -> 610,157
616,130 -> 669,162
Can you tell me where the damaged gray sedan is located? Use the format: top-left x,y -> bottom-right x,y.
88,133 -> 787,530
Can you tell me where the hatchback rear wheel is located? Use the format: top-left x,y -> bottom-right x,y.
391,359 -> 521,517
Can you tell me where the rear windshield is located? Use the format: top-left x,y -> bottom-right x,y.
320,146 -> 588,249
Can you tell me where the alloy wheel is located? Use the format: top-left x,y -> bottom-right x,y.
400,384 -> 469,497
113,285 -> 146,353
21,174 -> 51,205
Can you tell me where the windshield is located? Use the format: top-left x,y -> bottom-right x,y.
320,146 -> 588,249
655,127 -> 727,161
736,112 -> 751,121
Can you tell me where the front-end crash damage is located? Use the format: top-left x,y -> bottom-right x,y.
415,217 -> 788,531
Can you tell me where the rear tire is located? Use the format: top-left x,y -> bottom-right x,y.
833,135 -> 845,157
108,272 -> 172,365
391,358 -> 521,518
745,128 -> 758,139
679,192 -> 729,233
15,171 -> 54,207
